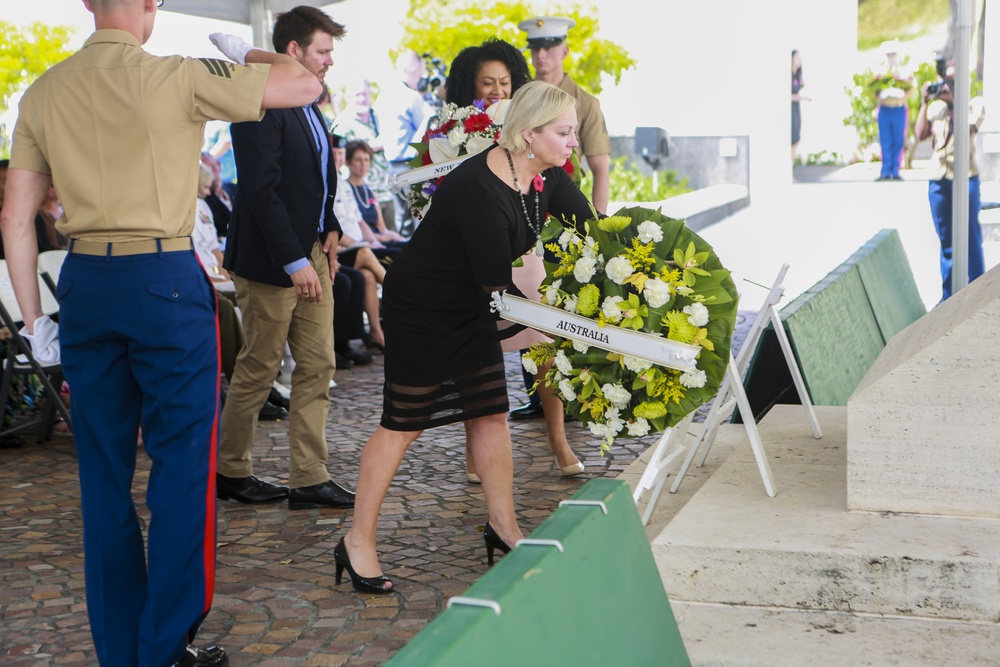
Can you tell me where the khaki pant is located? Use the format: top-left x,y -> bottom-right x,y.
217,242 -> 336,488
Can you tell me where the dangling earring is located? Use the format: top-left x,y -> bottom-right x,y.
527,142 -> 534,160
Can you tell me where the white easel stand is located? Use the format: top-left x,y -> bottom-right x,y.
670,263 -> 822,500
631,414 -> 695,526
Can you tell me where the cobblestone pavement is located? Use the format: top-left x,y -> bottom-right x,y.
0,312 -> 753,666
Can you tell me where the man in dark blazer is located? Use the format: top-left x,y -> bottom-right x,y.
217,5 -> 356,511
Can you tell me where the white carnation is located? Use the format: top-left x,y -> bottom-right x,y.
559,379 -> 577,402
573,255 -> 597,283
602,383 -> 631,407
521,354 -> 538,376
683,302 -> 710,327
558,230 -> 574,249
572,340 -> 590,353
679,369 -> 707,388
605,256 -> 635,285
554,350 -> 573,375
563,295 -> 578,313
643,277 -> 672,309
623,355 -> 653,372
627,418 -> 651,437
601,296 -> 624,322
448,125 -> 467,147
636,220 -> 664,244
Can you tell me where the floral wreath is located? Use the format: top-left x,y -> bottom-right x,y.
522,206 -> 739,450
404,100 -> 507,219
403,99 -> 580,220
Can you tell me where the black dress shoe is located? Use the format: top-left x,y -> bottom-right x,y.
345,346 -> 374,366
508,402 -> 544,420
288,479 -> 356,510
258,400 -> 287,421
174,644 -> 228,667
217,474 -> 288,503
267,386 -> 289,410
334,351 -> 355,370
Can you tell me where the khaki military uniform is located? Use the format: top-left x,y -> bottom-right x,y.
9,28 -> 268,666
557,74 -> 611,161
12,29 -> 267,242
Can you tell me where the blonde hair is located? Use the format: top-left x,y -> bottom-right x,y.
197,163 -> 213,189
498,81 -> 576,153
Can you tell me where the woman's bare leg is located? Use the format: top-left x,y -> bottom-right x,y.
466,413 -> 523,546
536,369 -> 581,470
343,425 -> 421,583
352,246 -> 386,283
359,267 -> 384,348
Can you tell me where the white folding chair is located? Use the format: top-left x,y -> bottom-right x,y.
37,249 -> 68,299
0,259 -> 72,441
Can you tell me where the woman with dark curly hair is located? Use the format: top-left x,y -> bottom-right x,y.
444,39 -> 587,485
445,38 -> 532,108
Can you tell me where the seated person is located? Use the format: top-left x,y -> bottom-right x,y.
193,163 -> 232,286
35,184 -> 68,253
200,152 -> 233,239
345,140 -> 407,246
332,260 -> 374,368
192,163 -> 285,420
332,138 -> 388,350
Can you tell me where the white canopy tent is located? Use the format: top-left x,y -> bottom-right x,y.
163,0 -> 345,49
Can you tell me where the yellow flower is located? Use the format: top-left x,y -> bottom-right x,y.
596,215 -> 632,233
633,401 -> 667,419
576,284 -> 600,317
662,310 -> 698,343
691,327 -> 715,351
624,238 -> 656,272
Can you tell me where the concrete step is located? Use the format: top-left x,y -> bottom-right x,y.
651,405 -> 1000,623
670,600 -> 1000,667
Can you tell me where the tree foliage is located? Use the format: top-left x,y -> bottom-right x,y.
0,21 -> 74,157
0,21 -> 74,117
397,0 -> 635,95
581,157 -> 690,203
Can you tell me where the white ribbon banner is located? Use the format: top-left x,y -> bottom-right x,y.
490,291 -> 700,372
392,154 -> 474,191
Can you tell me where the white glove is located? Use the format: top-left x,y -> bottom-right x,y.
209,33 -> 253,66
20,315 -> 60,365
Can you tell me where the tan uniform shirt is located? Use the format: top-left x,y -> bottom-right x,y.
10,29 -> 269,242
557,74 -> 611,160
926,96 -> 986,181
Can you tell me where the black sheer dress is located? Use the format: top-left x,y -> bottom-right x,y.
379,145 -> 593,431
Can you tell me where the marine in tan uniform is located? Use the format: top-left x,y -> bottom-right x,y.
0,1 -> 322,665
519,15 -> 612,214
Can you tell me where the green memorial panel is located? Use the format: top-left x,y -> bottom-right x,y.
737,229 -> 925,421
385,479 -> 689,667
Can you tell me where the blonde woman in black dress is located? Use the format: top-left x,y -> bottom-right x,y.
335,81 -> 594,593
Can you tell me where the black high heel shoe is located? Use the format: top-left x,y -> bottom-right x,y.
363,334 -> 385,353
333,537 -> 393,594
483,522 -> 512,566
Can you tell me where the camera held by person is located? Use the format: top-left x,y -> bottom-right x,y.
418,53 -> 447,107
925,55 -> 950,101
